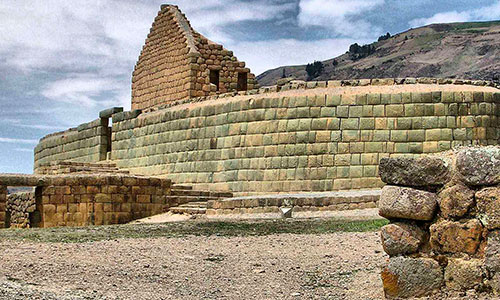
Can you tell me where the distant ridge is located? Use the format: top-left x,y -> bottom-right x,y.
257,21 -> 500,86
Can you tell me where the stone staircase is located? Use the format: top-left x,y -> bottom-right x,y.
37,161 -> 130,175
168,185 -> 233,215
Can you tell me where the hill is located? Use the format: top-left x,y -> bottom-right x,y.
256,21 -> 500,86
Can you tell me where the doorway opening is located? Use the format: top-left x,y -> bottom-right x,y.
210,70 -> 220,91
237,72 -> 248,91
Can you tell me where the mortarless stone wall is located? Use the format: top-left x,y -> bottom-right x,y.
132,5 -> 257,111
379,146 -> 500,298
6,192 -> 36,228
34,118 -> 110,171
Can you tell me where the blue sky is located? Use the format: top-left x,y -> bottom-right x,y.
1,0 -> 500,173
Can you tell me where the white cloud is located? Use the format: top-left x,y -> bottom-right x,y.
409,11 -> 471,28
409,1 -> 500,28
41,76 -> 125,108
298,0 -> 384,37
0,137 -> 39,145
14,148 -> 34,153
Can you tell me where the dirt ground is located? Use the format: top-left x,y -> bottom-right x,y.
0,230 -> 386,299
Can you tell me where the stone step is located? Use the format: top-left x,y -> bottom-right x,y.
169,207 -> 207,215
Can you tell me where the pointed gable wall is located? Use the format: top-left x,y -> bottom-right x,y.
132,5 -> 257,111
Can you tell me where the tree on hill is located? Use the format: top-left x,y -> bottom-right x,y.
332,59 -> 338,67
348,43 -> 376,60
305,61 -> 324,80
378,32 -> 391,41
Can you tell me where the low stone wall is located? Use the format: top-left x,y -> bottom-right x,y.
0,174 -> 172,228
0,185 -> 6,228
6,192 -> 36,228
378,146 -> 500,298
206,190 -> 380,216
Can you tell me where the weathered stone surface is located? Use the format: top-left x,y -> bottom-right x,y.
485,230 -> 500,274
381,257 -> 443,299
379,156 -> 450,187
430,219 -> 484,255
379,185 -> 438,221
444,258 -> 484,291
476,187 -> 500,229
380,222 -> 426,256
438,184 -> 475,219
456,147 -> 500,186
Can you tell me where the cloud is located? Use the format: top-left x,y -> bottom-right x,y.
298,0 -> 384,37
0,137 -> 39,145
409,11 -> 471,28
41,75 -> 125,108
13,148 -> 34,153
409,1 -> 500,28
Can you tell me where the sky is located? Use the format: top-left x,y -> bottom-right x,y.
1,0 -> 500,174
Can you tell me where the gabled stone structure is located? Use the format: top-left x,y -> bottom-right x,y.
132,4 -> 258,110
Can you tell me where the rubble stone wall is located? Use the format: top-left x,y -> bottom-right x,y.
6,192 -> 36,228
0,185 -> 6,228
111,85 -> 499,194
34,118 -> 110,171
379,146 -> 500,298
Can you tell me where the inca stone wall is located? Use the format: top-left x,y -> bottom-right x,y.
109,83 -> 499,194
132,5 -> 257,111
379,146 -> 500,298
34,118 -> 110,171
6,192 -> 36,228
0,174 -> 172,228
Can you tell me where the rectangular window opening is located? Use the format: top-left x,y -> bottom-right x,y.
210,70 -> 220,91
237,72 -> 248,91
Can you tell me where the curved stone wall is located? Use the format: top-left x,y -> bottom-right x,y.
107,83 -> 499,194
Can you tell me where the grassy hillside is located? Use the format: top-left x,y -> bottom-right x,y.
257,21 -> 500,86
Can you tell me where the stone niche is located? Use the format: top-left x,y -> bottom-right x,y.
378,146 -> 500,298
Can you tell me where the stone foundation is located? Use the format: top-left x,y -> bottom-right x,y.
378,146 -> 500,298
206,190 -> 379,216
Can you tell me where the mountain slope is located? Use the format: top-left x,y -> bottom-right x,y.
257,21 -> 500,86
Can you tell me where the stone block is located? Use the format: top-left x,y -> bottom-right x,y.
429,219 -> 484,255
456,146 -> 500,186
438,184 -> 475,220
381,257 -> 443,299
379,156 -> 450,187
379,185 -> 438,221
380,222 -> 426,256
445,258 -> 485,291
476,187 -> 500,229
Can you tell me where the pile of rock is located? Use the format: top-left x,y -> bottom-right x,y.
6,192 -> 36,228
378,146 -> 500,298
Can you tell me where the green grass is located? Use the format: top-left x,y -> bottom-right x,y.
0,219 -> 388,243
451,20 -> 500,31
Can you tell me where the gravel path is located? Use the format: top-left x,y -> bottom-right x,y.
0,232 -> 386,299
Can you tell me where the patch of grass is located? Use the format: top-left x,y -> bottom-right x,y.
0,219 -> 388,244
451,21 -> 500,31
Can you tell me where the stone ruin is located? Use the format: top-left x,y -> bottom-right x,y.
378,146 -> 500,298
132,4 -> 258,111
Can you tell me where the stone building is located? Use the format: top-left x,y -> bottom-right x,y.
132,4 -> 258,111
